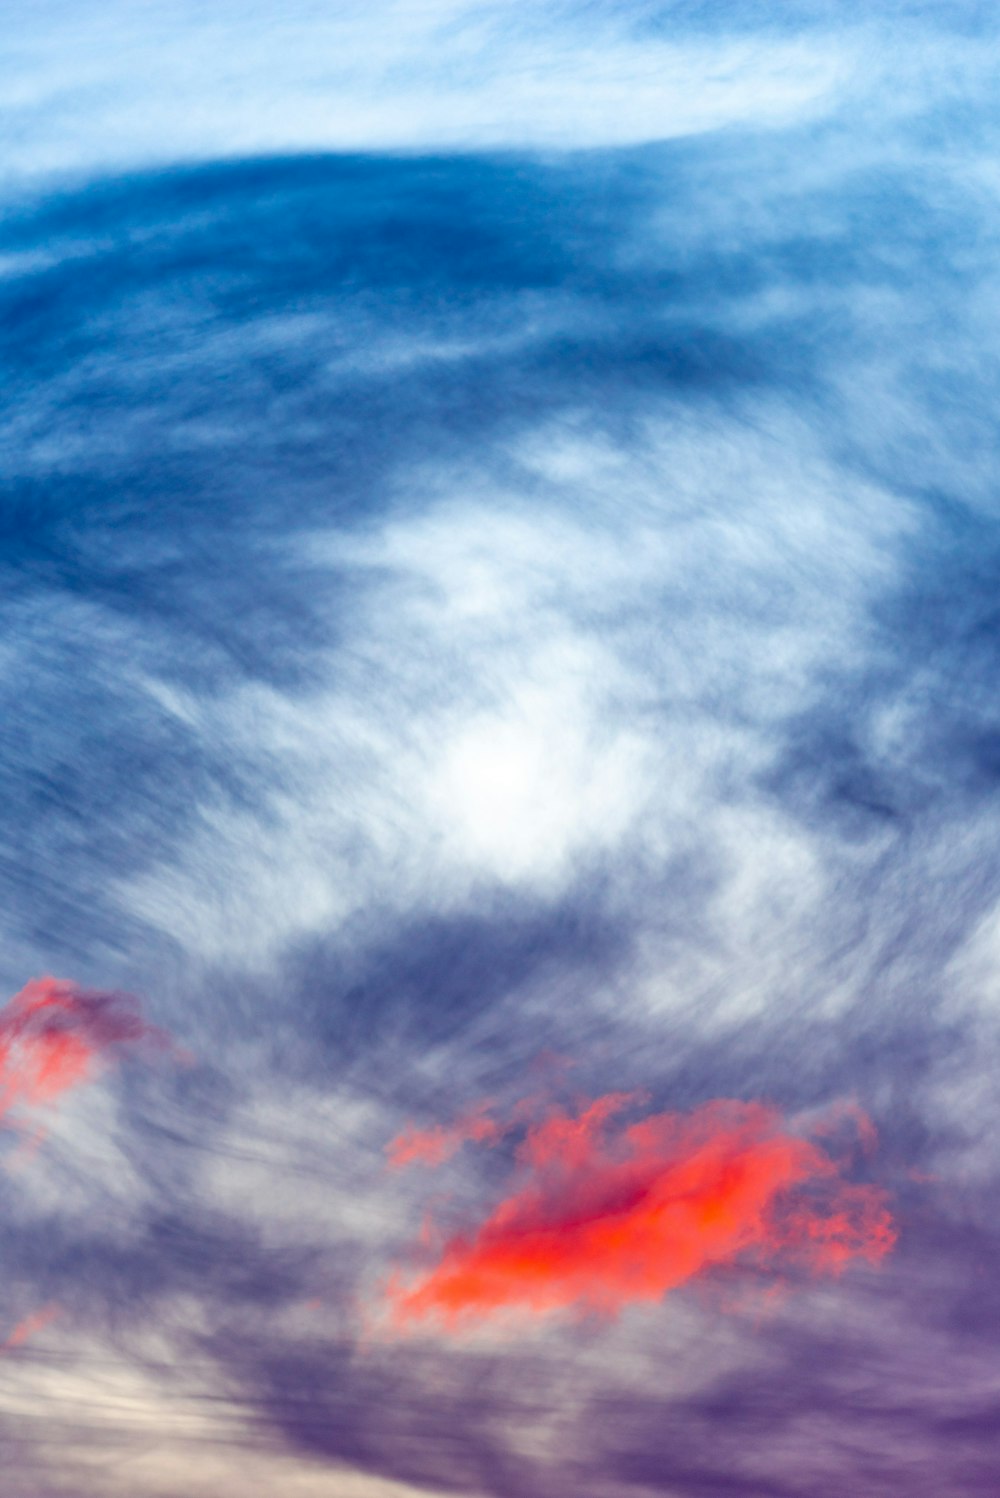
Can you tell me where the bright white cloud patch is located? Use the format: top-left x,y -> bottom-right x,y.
0,0 -> 858,185
110,406 -> 913,985
430,653 -> 647,885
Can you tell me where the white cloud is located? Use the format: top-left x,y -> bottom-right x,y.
107,403 -> 913,994
1,1084 -> 153,1223
193,1076 -> 412,1255
429,675 -> 646,886
114,513 -> 659,967
0,1 -> 857,187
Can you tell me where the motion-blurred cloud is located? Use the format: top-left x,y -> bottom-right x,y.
0,977 -> 177,1140
2,2 -> 1000,1494
385,1092 -> 894,1330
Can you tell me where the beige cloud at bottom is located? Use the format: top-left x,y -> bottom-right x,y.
0,1323 -> 457,1498
47,1448 -> 463,1498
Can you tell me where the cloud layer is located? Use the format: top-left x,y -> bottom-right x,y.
1,4 -> 1000,1494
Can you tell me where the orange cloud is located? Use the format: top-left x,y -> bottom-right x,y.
0,976 -> 178,1137
384,1095 -> 895,1333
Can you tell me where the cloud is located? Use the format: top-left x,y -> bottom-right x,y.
0,976 -> 179,1139
0,0 -> 859,187
388,1106 -> 503,1169
0,1306 -> 464,1498
383,1093 -> 895,1332
1,17 -> 999,1492
1,1303 -> 60,1352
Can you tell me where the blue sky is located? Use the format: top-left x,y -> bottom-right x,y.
1,3 -> 999,1495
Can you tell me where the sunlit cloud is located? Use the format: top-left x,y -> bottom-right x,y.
388,1104 -> 502,1169
0,976 -> 180,1142
384,1093 -> 895,1332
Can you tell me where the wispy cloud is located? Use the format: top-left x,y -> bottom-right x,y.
0,977 -> 179,1141
0,4 -> 998,1492
388,1104 -> 503,1168
1,1303 -> 60,1352
383,1092 -> 894,1331
0,0 -> 860,186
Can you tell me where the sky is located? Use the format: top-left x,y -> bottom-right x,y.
1,2 -> 1000,1494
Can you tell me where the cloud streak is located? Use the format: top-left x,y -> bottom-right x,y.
0,977 -> 179,1140
387,1104 -> 503,1169
0,0 -> 860,188
1,1303 -> 60,1353
0,4 -> 998,1489
384,1093 -> 895,1332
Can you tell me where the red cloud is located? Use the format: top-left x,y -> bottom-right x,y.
384,1094 -> 896,1333
0,976 -> 179,1137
